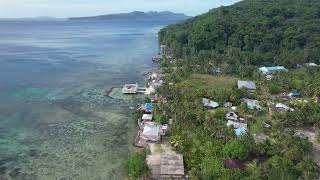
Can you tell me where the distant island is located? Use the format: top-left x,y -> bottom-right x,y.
69,11 -> 191,21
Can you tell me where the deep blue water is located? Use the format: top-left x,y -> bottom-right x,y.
0,19 -> 173,179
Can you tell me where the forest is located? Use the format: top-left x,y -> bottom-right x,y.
149,0 -> 320,179
159,0 -> 320,76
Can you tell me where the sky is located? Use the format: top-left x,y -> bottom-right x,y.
0,0 -> 241,18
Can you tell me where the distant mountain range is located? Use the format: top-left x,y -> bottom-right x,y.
69,11 -> 191,21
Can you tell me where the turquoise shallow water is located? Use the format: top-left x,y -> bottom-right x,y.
0,19 -> 173,179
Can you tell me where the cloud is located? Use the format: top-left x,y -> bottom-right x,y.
0,0 -> 241,18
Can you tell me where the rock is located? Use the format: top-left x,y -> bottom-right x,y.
28,149 -> 37,157
0,166 -> 6,174
9,167 -> 21,178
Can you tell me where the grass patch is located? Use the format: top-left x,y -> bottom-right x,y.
188,74 -> 238,89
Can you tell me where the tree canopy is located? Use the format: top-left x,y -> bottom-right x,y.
159,0 -> 320,70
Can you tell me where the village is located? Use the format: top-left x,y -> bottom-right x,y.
122,44 -> 320,179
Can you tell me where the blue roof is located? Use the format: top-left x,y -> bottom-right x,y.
291,92 -> 301,96
265,66 -> 287,71
145,103 -> 153,110
235,128 -> 246,137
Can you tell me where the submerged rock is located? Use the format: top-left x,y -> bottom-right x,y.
9,167 -> 21,178
0,166 -> 7,174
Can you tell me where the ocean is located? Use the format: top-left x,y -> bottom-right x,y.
0,19 -> 172,180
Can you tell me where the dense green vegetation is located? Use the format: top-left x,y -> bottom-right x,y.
155,74 -> 319,179
125,150 -> 149,180
159,0 -> 320,76
154,0 -> 320,179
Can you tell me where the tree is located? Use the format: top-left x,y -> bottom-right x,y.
223,139 -> 250,160
125,150 -> 149,179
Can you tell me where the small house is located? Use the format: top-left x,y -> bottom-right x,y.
142,114 -> 153,121
275,103 -> 294,112
306,63 -> 318,67
227,120 -> 247,129
160,45 -> 167,55
235,128 -> 247,137
152,54 -> 163,62
237,80 -> 256,91
122,83 -> 139,94
259,66 -> 288,75
226,112 -> 239,121
243,98 -> 262,111
212,68 -> 222,75
289,92 -> 301,98
141,122 -> 160,142
202,98 -> 219,109
160,153 -> 185,179
224,102 -> 233,108
145,103 -> 153,113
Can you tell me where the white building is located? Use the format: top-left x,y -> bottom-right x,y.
141,122 -> 161,142
122,83 -> 139,94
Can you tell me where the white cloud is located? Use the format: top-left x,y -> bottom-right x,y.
0,0 -> 240,18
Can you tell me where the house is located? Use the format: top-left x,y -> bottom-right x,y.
259,66 -> 288,75
152,54 -> 163,62
140,122 -> 160,142
145,103 -> 153,113
235,128 -> 247,137
202,98 -> 219,109
142,114 -> 153,121
160,153 -> 185,179
212,68 -> 222,75
306,63 -> 318,67
243,98 -> 262,111
122,83 -> 139,94
226,112 -> 239,121
145,86 -> 156,95
275,103 -> 294,112
289,92 -> 301,98
160,45 -> 167,55
237,80 -> 256,91
224,102 -> 233,108
224,159 -> 245,170
227,120 -> 247,129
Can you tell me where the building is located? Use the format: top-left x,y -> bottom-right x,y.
289,92 -> 301,98
258,66 -> 288,74
275,103 -> 294,112
160,45 -> 167,55
202,98 -> 219,109
226,112 -> 239,121
141,122 -> 160,142
160,153 -> 185,179
142,114 -> 153,121
145,103 -> 153,113
235,128 -> 247,137
306,63 -> 318,67
237,80 -> 256,91
152,54 -> 163,62
227,120 -> 247,129
122,83 -> 139,94
224,102 -> 233,108
212,68 -> 222,75
243,98 -> 262,111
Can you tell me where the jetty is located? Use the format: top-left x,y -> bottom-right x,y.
121,83 -> 155,95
